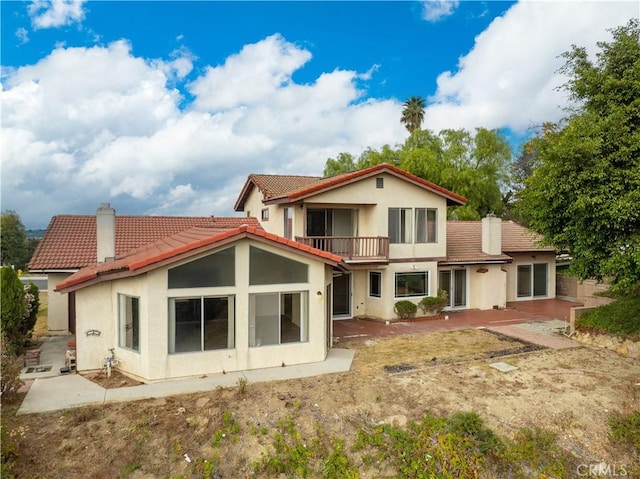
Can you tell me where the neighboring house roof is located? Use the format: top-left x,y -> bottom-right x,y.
56,225 -> 348,293
445,221 -> 554,264
28,215 -> 261,271
234,163 -> 468,211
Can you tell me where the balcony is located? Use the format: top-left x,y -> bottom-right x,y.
295,236 -> 389,262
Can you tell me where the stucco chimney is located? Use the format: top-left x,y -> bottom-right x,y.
481,213 -> 502,255
96,203 -> 115,263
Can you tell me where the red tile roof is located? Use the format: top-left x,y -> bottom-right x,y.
234,174 -> 322,211
28,215 -> 261,271
234,163 -> 467,210
445,220 -> 554,264
55,225 -> 347,293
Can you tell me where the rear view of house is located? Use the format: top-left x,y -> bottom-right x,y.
235,163 -> 556,320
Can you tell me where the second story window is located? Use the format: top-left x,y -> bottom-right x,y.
284,207 -> 293,239
388,208 -> 411,244
415,208 -> 437,243
261,208 -> 269,221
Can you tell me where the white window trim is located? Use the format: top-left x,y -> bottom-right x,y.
369,271 -> 382,298
394,271 -> 429,298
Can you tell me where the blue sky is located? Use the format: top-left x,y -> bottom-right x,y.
1,1 -> 637,229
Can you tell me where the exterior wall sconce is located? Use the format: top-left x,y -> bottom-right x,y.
317,291 -> 323,298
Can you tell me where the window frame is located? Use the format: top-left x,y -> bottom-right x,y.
388,207 -> 412,244
118,294 -> 140,352
394,271 -> 429,298
369,271 -> 382,298
261,208 -> 269,221
249,291 -> 309,347
168,295 -> 236,354
415,208 -> 437,243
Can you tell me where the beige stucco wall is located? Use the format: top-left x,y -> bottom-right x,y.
74,238 -> 331,382
467,265 -> 507,310
303,173 -> 448,259
349,261 -> 439,320
504,252 -> 557,302
47,273 -> 73,333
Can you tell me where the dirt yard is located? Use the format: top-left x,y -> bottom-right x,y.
3,328 -> 639,478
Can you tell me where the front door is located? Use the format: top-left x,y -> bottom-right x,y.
332,272 -> 352,319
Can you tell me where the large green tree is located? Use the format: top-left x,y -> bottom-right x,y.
324,127 -> 512,219
518,20 -> 640,293
1,211 -> 28,270
400,96 -> 426,133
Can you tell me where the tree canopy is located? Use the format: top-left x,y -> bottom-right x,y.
400,96 -> 426,133
1,211 -> 28,270
324,127 -> 512,219
517,19 -> 640,293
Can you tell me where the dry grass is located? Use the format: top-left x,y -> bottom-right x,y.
340,329 -> 523,376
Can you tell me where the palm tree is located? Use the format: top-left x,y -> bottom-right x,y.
400,96 -> 426,133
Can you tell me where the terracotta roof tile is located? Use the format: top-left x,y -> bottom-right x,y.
445,220 -> 553,264
29,215 -> 261,271
56,225 -> 346,293
234,174 -> 322,210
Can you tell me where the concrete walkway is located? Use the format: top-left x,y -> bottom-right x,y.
17,348 -> 355,415
17,299 -> 582,415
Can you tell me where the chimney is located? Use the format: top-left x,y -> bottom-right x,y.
96,203 -> 115,263
481,213 -> 502,255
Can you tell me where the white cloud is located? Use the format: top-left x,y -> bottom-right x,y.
28,0 -> 87,30
424,1 -> 638,134
422,0 -> 459,22
1,37 -> 405,227
16,27 -> 29,44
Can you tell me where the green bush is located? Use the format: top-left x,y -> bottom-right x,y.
608,411 -> 640,450
20,282 -> 39,339
1,267 -> 26,354
418,290 -> 448,316
575,296 -> 640,338
393,300 -> 417,320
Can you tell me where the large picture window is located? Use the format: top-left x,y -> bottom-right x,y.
415,208 -> 437,243
517,264 -> 548,298
249,292 -> 308,346
118,294 -> 139,351
168,247 -> 235,289
169,296 -> 235,353
250,246 -> 308,285
395,272 -> 429,298
388,208 -> 412,244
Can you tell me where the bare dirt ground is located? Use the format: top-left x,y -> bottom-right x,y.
3,328 -> 639,478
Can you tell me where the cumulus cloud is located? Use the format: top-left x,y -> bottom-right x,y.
28,0 -> 87,30
16,27 -> 29,44
422,0 -> 459,22
1,36 -> 405,227
423,1 -> 638,133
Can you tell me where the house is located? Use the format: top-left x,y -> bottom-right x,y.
53,209 -> 347,382
234,163 -> 556,318
32,163 -> 555,382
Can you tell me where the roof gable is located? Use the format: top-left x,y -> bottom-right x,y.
29,215 -> 261,271
55,225 -> 347,293
234,164 -> 467,210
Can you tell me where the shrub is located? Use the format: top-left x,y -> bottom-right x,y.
608,411 -> 640,450
1,333 -> 24,401
575,296 -> 640,339
418,290 -> 448,316
20,282 -> 39,339
1,267 -> 26,354
393,300 -> 417,320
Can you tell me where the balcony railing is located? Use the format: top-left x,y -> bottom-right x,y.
295,236 -> 389,261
